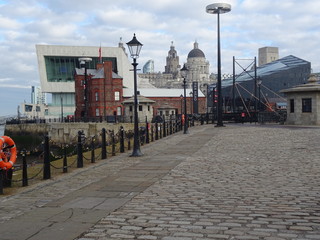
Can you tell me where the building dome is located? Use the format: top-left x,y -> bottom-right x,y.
187,42 -> 205,58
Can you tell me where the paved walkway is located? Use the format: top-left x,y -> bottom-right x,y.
1,124 -> 320,240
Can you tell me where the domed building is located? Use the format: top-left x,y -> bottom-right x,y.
185,41 -> 210,88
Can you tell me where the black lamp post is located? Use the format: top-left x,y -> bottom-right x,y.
180,94 -> 183,116
189,91 -> 193,115
79,57 -> 92,121
181,64 -> 189,134
205,84 -> 209,123
206,3 -> 231,127
126,34 -> 143,157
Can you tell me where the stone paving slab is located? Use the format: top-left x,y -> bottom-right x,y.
0,125 -> 210,240
2,124 -> 320,240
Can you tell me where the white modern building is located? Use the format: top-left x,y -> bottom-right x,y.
36,43 -> 133,118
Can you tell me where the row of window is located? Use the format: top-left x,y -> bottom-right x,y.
45,56 -> 117,82
95,107 -> 122,116
129,105 -> 151,112
290,98 -> 312,113
94,91 -> 120,101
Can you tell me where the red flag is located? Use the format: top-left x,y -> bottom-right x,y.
99,45 -> 102,63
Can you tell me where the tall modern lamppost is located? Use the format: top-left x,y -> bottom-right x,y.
126,34 -> 143,157
206,3 -> 231,127
181,64 -> 189,134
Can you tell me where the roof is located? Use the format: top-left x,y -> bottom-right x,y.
75,68 -> 123,79
122,95 -> 156,104
221,55 -> 310,88
187,41 -> 205,58
123,88 -> 205,98
188,49 -> 205,58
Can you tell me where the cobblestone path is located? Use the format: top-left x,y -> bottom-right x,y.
77,125 -> 320,240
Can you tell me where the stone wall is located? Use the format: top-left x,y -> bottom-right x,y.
5,122 -> 134,144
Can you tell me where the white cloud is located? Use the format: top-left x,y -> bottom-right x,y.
0,0 -> 320,115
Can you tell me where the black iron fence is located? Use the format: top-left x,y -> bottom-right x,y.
0,117 -> 206,195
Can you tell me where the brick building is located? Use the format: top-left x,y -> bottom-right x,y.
75,61 -> 206,121
75,61 -> 123,119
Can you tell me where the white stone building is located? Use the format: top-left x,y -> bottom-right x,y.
282,74 -> 320,125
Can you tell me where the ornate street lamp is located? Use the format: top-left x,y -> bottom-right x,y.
79,57 -> 92,121
180,94 -> 183,116
181,64 -> 189,134
126,34 -> 143,157
206,3 -> 231,127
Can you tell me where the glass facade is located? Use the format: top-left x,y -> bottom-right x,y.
221,55 -> 311,99
44,56 -> 117,82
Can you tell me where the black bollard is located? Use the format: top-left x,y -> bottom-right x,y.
175,119 -> 178,133
151,125 -> 154,142
155,122 -> 159,140
159,123 -> 162,139
77,131 -> 83,168
127,138 -> 131,150
91,136 -> 95,163
120,126 -> 125,153
43,135 -> 51,179
170,120 -> 173,135
163,116 -> 166,137
112,131 -> 116,156
101,128 -> 107,159
22,149 -> 28,186
63,144 -> 68,173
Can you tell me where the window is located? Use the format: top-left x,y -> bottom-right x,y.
95,92 -> 99,101
302,98 -> 312,112
139,105 -> 143,111
129,106 -> 133,112
96,108 -> 99,116
148,105 -> 150,111
115,91 -> 120,101
117,107 -> 122,116
25,105 -> 33,112
290,99 -> 294,113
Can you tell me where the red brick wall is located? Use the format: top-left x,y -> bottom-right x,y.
75,61 -> 123,118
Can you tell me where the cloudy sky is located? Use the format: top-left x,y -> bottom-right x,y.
1,0 -> 319,116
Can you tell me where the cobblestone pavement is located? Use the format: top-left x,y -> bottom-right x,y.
77,124 -> 320,240
0,124 -> 211,240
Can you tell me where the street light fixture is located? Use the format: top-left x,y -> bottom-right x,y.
126,33 -> 143,157
206,3 -> 231,127
181,64 -> 189,134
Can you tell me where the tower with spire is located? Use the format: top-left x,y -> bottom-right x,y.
164,41 -> 181,79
